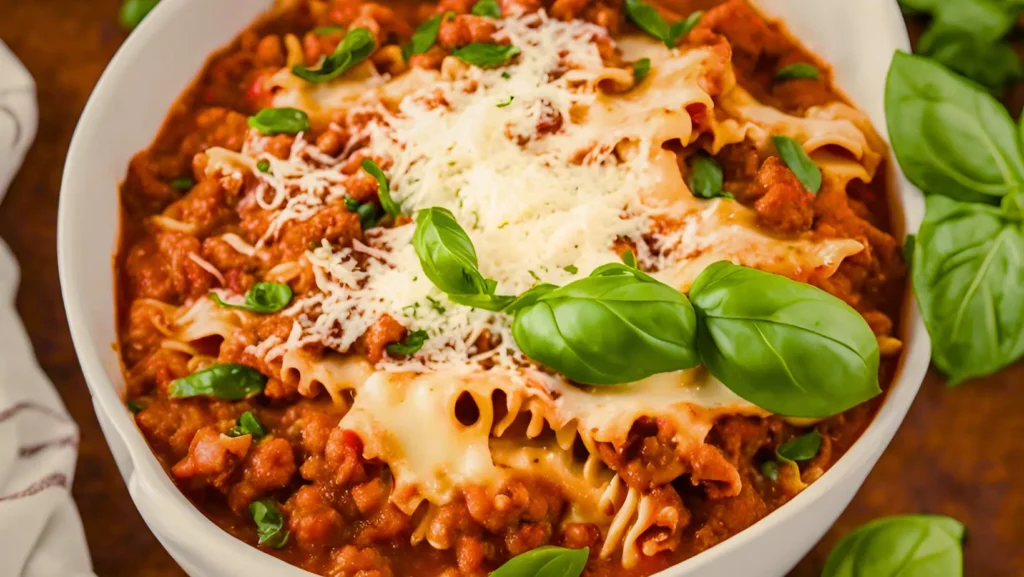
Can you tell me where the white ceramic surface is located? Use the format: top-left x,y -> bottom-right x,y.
57,1 -> 930,576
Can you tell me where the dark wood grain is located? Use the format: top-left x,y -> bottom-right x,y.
0,2 -> 1020,576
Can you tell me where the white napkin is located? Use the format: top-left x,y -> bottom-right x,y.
0,41 -> 95,577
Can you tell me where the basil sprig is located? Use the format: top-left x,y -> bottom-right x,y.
119,0 -> 160,29
361,159 -> 401,216
249,500 -> 290,549
775,62 -> 820,82
688,154 -> 732,200
823,515 -> 964,577
209,282 -> 293,314
492,546 -> 588,577
247,107 -> 311,136
405,12 -> 453,59
624,0 -> 702,48
387,330 -> 429,356
471,0 -> 501,18
887,51 -> 1024,204
412,208 -> 513,311
777,430 -> 822,461
293,27 -> 375,83
228,411 -> 266,439
169,364 -> 267,400
632,58 -> 651,84
689,262 -> 881,418
912,195 -> 1024,384
451,43 -> 521,68
771,135 -> 821,193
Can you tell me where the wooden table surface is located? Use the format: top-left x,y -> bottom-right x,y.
1,1 -> 1021,575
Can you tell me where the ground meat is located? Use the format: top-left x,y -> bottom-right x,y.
361,314 -> 407,363
327,545 -> 394,577
172,427 -> 252,490
637,486 -> 689,557
134,399 -> 227,459
324,429 -> 367,486
287,485 -> 345,552
162,179 -> 237,237
153,230 -> 216,302
228,437 -> 297,513
124,238 -> 175,302
201,235 -> 251,271
752,156 -> 815,235
125,349 -> 190,397
597,418 -> 687,491
122,299 -> 172,366
277,204 -> 362,260
697,0 -> 788,76
718,143 -> 763,200
561,523 -> 601,549
178,107 -> 250,160
437,15 -> 498,49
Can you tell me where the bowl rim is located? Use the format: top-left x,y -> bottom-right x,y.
57,0 -> 929,575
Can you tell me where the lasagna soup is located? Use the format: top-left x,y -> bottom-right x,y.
118,0 -> 905,575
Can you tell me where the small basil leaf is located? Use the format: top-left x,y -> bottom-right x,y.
257,159 -> 271,174
667,10 -> 703,45
822,515 -> 964,577
771,135 -> 821,193
293,27 -> 376,83
496,95 -> 514,108
386,330 -> 429,356
491,546 -> 589,577
689,262 -> 881,417
228,411 -> 266,439
688,154 -> 732,200
209,282 -> 293,314
624,0 -> 671,45
776,430 -> 822,461
886,50 -> 1024,203
761,460 -> 779,481
169,178 -> 194,191
512,270 -> 699,385
563,265 -> 578,274
344,197 -> 360,212
413,207 -> 491,296
119,0 -> 160,29
632,58 -> 651,84
126,401 -> 144,414
451,43 -> 520,68
357,201 -> 383,230
471,0 -> 501,18
249,499 -> 290,549
361,159 -> 401,216
775,62 -> 821,82
621,250 -> 638,269
913,195 -> 1024,384
169,364 -> 267,400
407,12 -> 452,58
247,107 -> 311,136
313,25 -> 344,36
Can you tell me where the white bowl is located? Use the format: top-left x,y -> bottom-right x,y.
58,1 -> 929,575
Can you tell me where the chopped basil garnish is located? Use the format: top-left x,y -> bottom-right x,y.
624,0 -> 701,48
247,107 -> 311,136
669,10 -> 703,43
405,12 -> 453,59
292,27 -> 376,83
772,135 -> 822,193
386,330 -> 429,356
344,197 -> 360,212
119,0 -> 160,30
496,95 -> 514,107
126,401 -> 144,414
169,364 -> 267,400
250,499 -> 289,549
313,25 -> 344,36
777,430 -> 822,461
357,201 -> 383,230
761,460 -> 779,481
228,411 -> 266,439
169,178 -> 194,191
688,154 -> 732,200
209,282 -> 293,314
632,58 -> 651,84
775,62 -> 821,82
492,546 -> 589,577
361,159 -> 401,216
471,0 -> 501,18
452,43 -> 520,68
563,265 -> 578,274
256,159 -> 271,174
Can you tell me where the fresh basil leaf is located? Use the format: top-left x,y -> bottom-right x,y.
228,411 -> 266,439
822,515 -> 964,577
491,546 -> 589,577
406,12 -> 452,59
689,262 -> 881,417
913,0 -> 1016,40
633,58 -> 651,84
119,0 -> 160,29
688,154 -> 732,200
357,201 -> 382,230
667,10 -> 703,45
913,195 -> 1024,385
511,267 -> 699,385
293,27 -> 376,83
504,284 -> 559,315
777,430 -> 822,461
760,460 -> 779,481
471,0 -> 501,18
361,159 -> 401,216
249,499 -> 290,549
451,43 -> 520,67
169,178 -> 194,191
624,0 -> 671,46
448,292 -> 516,312
771,135 -> 821,193
313,25 -> 344,36
621,250 -> 638,269
169,364 -> 267,400
257,159 -> 271,174
247,107 -> 311,136
386,330 -> 429,356
209,282 -> 293,314
1003,192 -> 1024,219
886,51 -> 1024,203
344,197 -> 360,212
564,265 -> 579,274
413,207 -> 493,296
775,62 -> 821,82
918,27 -> 1022,90
496,95 -> 514,108
126,401 -> 144,414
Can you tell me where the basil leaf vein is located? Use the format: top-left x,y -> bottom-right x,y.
247,107 -> 311,136
169,364 -> 267,400
491,546 -> 589,577
771,135 -> 822,193
293,27 -> 376,83
822,515 -> 964,577
209,282 -> 293,314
